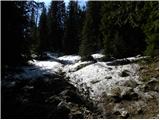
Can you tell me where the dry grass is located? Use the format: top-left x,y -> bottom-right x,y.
138,57 -> 159,82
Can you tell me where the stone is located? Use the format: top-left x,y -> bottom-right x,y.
23,85 -> 34,91
120,87 -> 139,100
56,101 -> 70,115
120,110 -> 129,118
45,95 -> 61,104
71,111 -> 84,118
144,78 -> 159,92
121,80 -> 137,88
119,70 -> 130,77
105,76 -> 112,79
108,67 -> 113,70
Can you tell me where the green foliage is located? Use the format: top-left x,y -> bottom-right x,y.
47,1 -> 65,52
38,5 -> 48,55
30,6 -> 39,55
142,2 -> 159,56
101,1 -> 148,59
63,1 -> 83,54
79,1 -> 102,58
2,1 -> 158,71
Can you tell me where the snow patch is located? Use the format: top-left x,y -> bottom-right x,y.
63,61 -> 92,73
9,53 -> 145,101
58,55 -> 81,64
66,61 -> 140,100
92,53 -> 105,59
14,60 -> 63,80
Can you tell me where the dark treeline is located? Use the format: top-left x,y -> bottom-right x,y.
2,1 -> 159,71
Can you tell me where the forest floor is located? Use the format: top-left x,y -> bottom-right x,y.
1,52 -> 159,119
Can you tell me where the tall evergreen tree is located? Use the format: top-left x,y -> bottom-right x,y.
48,1 -> 65,52
2,1 -> 31,70
63,1 -> 83,54
101,1 -> 147,59
79,1 -> 102,59
28,1 -> 44,55
142,2 -> 159,56
30,7 -> 39,55
38,4 -> 48,55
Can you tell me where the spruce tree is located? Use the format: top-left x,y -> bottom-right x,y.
101,1 -> 147,59
48,1 -> 65,52
63,1 -> 82,54
30,7 -> 39,55
79,1 -> 102,59
2,1 -> 31,69
142,2 -> 159,56
29,1 -> 44,55
38,5 -> 48,56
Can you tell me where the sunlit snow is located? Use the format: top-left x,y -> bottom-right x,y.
11,53 -> 146,101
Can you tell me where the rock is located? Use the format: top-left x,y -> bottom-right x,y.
45,95 -> 61,104
108,86 -> 138,101
144,78 -> 159,92
56,101 -> 71,118
59,89 -> 70,96
119,70 -> 130,77
105,76 -> 112,79
23,85 -> 34,92
107,86 -> 122,102
90,80 -> 100,84
144,91 -> 158,100
120,87 -> 133,97
81,55 -> 97,62
108,67 -> 113,70
113,104 -> 129,118
59,89 -> 83,104
116,80 -> 137,88
120,87 -> 138,100
120,110 -> 129,118
70,111 -> 84,118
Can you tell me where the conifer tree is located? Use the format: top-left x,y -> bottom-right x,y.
142,2 -> 159,56
63,1 -> 82,54
2,1 -> 31,69
38,5 -> 49,56
30,7 -> 39,55
79,1 -> 102,59
101,1 -> 147,59
48,1 -> 65,52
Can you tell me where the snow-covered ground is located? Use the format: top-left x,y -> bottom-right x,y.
14,60 -> 63,80
65,61 -> 140,100
58,55 -> 81,64
7,53 -> 147,101
3,53 -> 158,119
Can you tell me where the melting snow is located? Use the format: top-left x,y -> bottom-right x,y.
58,55 -> 81,64
92,53 -> 105,59
14,60 -> 63,80
9,53 -> 146,101
66,62 -> 140,100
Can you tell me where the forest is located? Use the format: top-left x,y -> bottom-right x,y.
2,1 -> 158,69
1,0 -> 159,119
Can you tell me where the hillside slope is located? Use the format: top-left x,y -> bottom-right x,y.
2,53 -> 159,118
